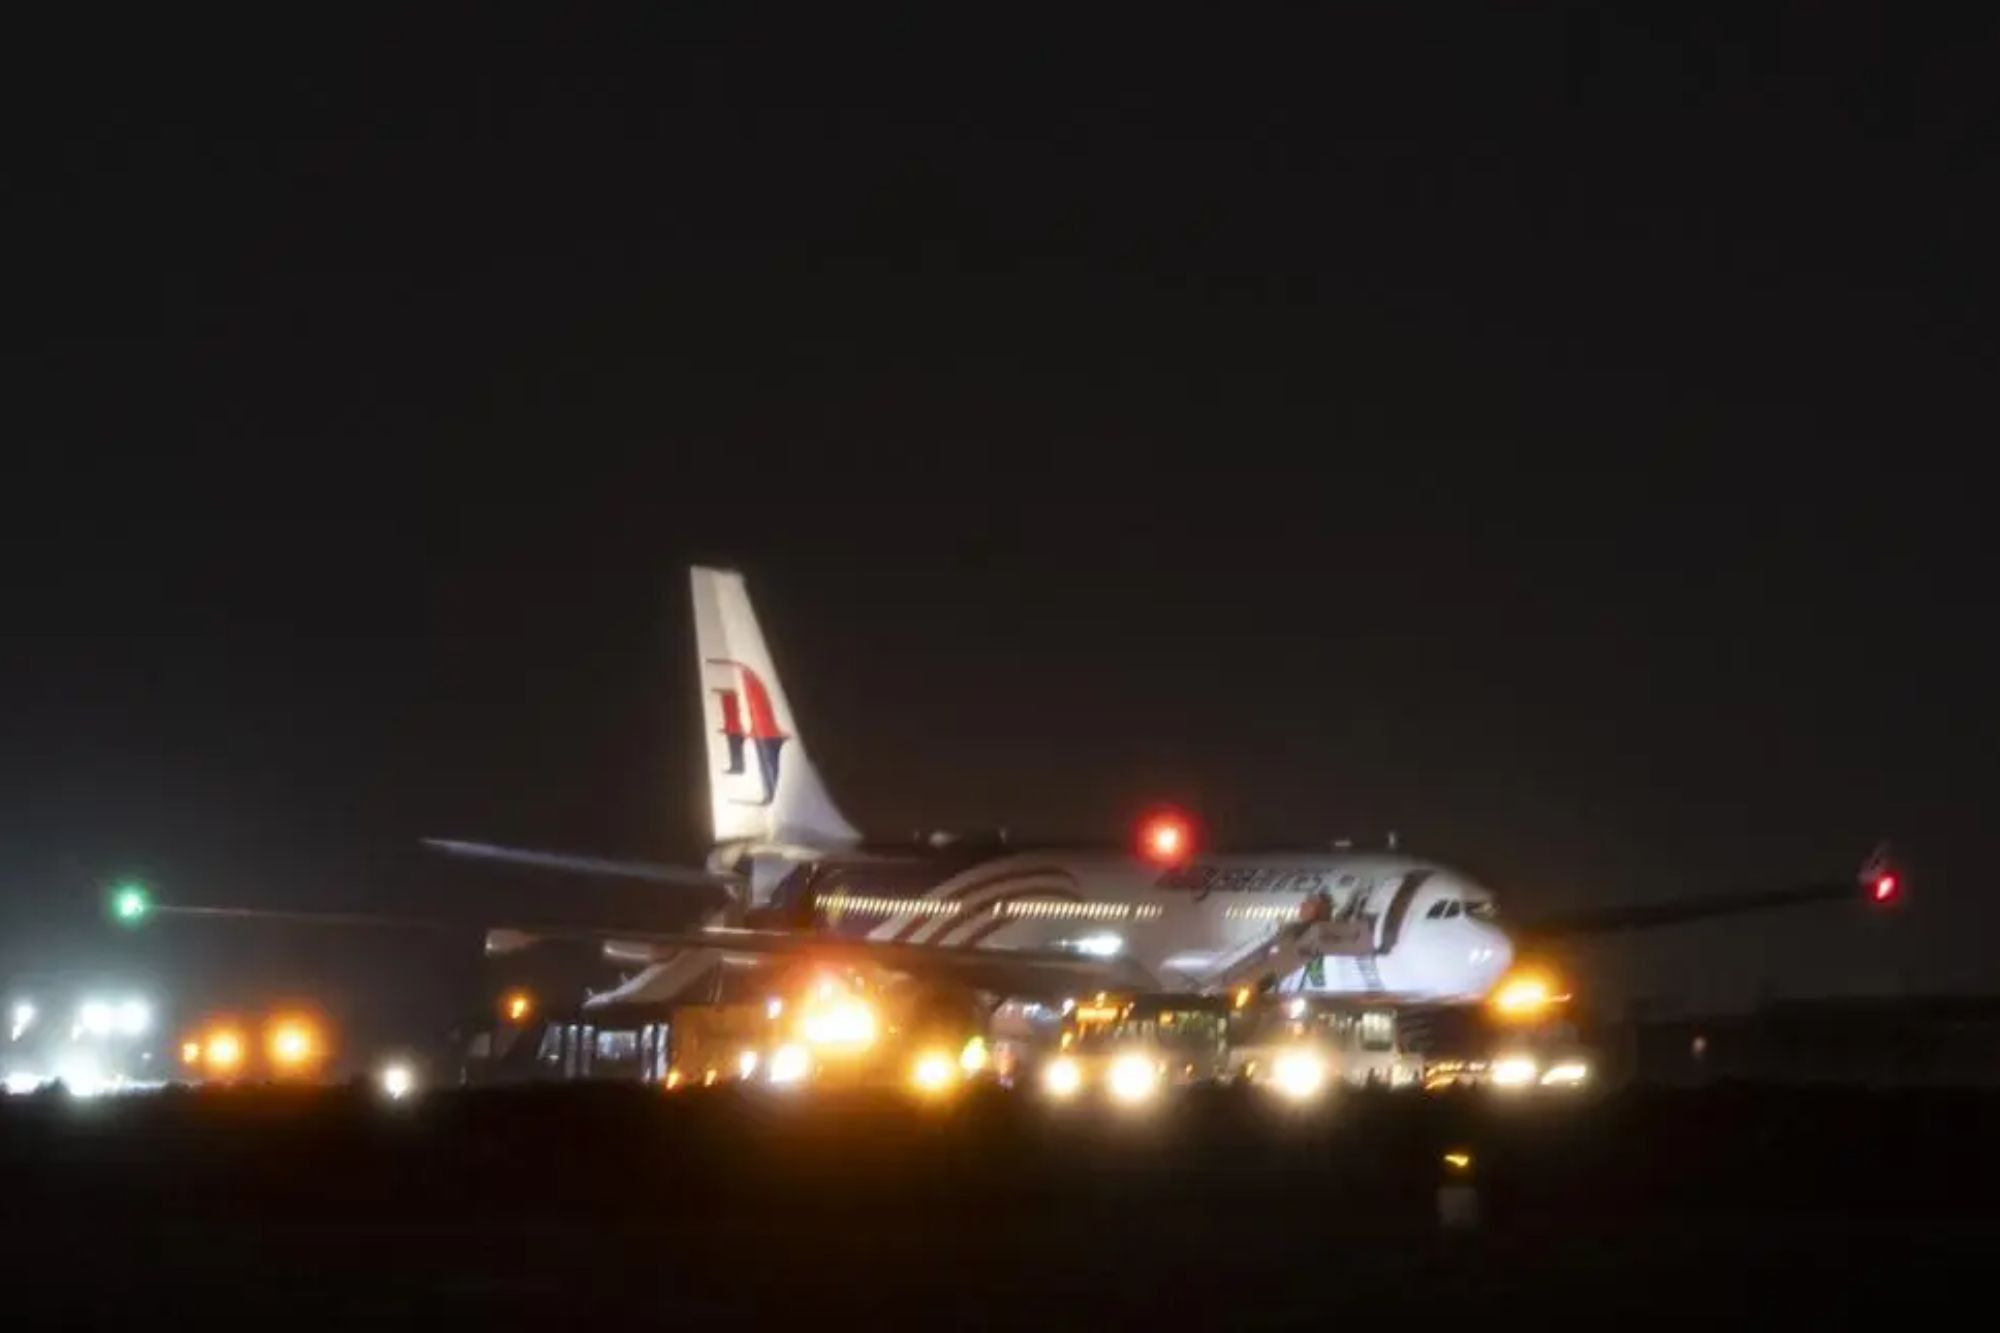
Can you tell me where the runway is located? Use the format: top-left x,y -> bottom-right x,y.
1,1083 -> 1992,1324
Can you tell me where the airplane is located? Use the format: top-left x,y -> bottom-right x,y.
415,566 -> 1901,1016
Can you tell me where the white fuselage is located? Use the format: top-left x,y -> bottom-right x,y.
803,849 -> 1514,1003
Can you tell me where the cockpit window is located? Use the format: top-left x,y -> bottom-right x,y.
1424,897 -> 1496,921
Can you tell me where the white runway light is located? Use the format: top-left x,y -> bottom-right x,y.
378,1062 -> 417,1100
55,1052 -> 106,1098
77,1001 -> 114,1038
116,999 -> 151,1037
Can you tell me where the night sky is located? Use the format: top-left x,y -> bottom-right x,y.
7,11 -> 1995,1051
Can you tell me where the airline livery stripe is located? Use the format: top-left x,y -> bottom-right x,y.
941,887 -> 1085,948
886,864 -> 1080,942
913,877 -> 1084,944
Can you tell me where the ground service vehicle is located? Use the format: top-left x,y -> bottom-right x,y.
663,1001 -> 777,1088
1228,995 -> 1419,1096
659,971 -> 991,1095
1038,993 -> 1232,1104
1412,1003 -> 1593,1092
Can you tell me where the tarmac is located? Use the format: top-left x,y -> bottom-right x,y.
1,1082 -> 1992,1325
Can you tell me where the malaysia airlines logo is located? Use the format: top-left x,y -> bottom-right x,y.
706,659 -> 787,806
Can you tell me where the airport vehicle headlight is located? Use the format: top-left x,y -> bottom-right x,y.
267,1018 -> 320,1072
768,1043 -> 812,1086
958,1035 -> 989,1076
1488,966 -> 1570,1022
204,1029 -> 245,1074
1490,1055 -> 1538,1088
911,1049 -> 956,1094
378,1061 -> 417,1100
737,1049 -> 760,1081
800,997 -> 877,1050
1108,1053 -> 1160,1104
1539,1060 -> 1589,1088
1271,1048 -> 1327,1101
1041,1056 -> 1082,1099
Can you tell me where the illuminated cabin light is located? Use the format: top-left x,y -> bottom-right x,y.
997,899 -> 1163,921
818,895 -> 962,916
1225,904 -> 1301,920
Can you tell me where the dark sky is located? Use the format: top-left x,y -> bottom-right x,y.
6,10 -> 1996,1048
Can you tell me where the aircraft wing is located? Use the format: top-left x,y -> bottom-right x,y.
1514,846 -> 1899,940
1515,879 -> 1858,939
635,926 -> 1159,999
421,838 -> 737,890
149,905 -> 1153,1000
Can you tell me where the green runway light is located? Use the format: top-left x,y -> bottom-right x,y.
111,884 -> 151,924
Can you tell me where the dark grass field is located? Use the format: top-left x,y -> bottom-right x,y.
2,1083 -> 1993,1325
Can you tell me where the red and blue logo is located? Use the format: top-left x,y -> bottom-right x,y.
707,659 -> 787,806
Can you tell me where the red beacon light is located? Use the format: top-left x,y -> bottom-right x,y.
1138,810 -> 1195,867
1859,843 -> 1903,906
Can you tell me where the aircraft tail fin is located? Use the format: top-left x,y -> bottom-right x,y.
691,566 -> 860,851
